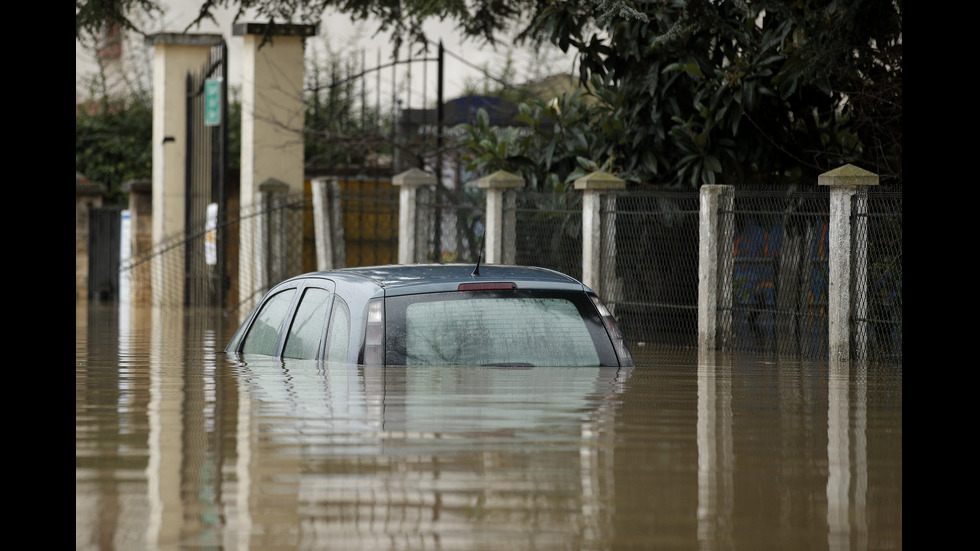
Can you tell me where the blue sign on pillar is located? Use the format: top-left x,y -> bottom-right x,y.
204,78 -> 222,126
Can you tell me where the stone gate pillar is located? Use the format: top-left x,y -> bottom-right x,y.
145,33 -> 223,306
234,22 -> 317,315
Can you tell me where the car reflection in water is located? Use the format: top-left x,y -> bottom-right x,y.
231,355 -> 633,549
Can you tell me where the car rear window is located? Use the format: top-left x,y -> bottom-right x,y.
383,290 -> 617,366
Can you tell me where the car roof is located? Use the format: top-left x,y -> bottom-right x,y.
295,264 -> 591,296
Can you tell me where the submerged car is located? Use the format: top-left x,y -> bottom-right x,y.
225,264 -> 634,367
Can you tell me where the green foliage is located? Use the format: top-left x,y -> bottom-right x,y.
454,0 -> 903,189
75,99 -> 153,205
520,0 -> 903,188
79,0 -> 901,190
456,89 -> 618,191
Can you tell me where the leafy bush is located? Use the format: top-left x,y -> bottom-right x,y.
76,99 -> 152,205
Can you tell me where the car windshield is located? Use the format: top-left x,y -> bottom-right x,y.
383,290 -> 618,366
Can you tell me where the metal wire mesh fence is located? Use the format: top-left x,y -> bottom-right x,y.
421,186 -> 485,263
856,187 -> 903,363
613,189 -> 701,348
725,186 -> 831,358
124,180 -> 900,363
720,185 -> 901,364
127,193 -> 313,312
516,191 -> 584,280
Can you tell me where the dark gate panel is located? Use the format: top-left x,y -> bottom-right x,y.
185,40 -> 229,307
89,206 -> 123,301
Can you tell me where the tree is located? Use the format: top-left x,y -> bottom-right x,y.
76,98 -> 153,205
78,0 -> 902,188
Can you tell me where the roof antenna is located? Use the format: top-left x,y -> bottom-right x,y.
472,235 -> 484,276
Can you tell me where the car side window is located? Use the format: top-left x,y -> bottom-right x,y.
241,289 -> 296,356
323,296 -> 350,363
283,287 -> 332,360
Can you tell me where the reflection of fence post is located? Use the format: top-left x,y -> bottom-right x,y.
575,171 -> 624,306
698,185 -> 734,350
477,170 -> 525,264
819,164 -> 878,362
311,176 -> 346,270
393,168 -> 437,264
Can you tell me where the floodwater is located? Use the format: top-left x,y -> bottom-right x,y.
76,302 -> 902,551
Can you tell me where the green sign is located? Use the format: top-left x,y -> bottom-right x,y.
204,78 -> 222,126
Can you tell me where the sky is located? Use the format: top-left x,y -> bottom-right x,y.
76,2 -> 579,110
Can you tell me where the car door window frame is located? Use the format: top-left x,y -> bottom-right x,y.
235,277 -> 338,360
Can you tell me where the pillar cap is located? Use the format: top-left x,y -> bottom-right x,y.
475,170 -> 525,189
144,33 -> 223,47
233,22 -> 318,37
392,168 -> 437,187
573,170 -> 625,190
123,179 -> 151,194
818,164 -> 879,187
76,182 -> 106,196
258,178 -> 290,193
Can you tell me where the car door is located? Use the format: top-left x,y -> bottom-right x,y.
236,277 -> 338,360
281,279 -> 337,360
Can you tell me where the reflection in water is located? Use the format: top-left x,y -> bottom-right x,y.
76,303 -> 902,550
231,359 -> 631,549
827,360 -> 868,551
697,349 -> 733,550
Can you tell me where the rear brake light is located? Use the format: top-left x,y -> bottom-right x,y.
458,282 -> 517,291
590,295 -> 634,366
363,298 -> 384,365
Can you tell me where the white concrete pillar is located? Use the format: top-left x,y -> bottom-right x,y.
234,23 -> 316,313
145,33 -> 223,306
311,177 -> 346,270
393,168 -> 437,264
819,164 -> 879,362
574,171 -> 624,300
476,170 -> 525,264
698,185 -> 735,350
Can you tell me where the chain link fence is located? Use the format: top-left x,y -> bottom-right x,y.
721,185 -> 901,363
125,181 -> 900,363
857,187 -> 903,363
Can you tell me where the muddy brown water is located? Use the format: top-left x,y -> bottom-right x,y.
76,302 -> 902,550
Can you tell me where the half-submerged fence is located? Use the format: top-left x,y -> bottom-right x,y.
119,165 -> 900,364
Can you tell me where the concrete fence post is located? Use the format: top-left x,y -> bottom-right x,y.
476,170 -> 525,264
698,185 -> 735,350
123,179 -> 153,305
257,178 -> 293,290
819,164 -> 878,362
311,177 -> 346,270
574,171 -> 625,305
393,168 -> 437,264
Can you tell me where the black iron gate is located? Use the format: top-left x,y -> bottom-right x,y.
185,40 -> 229,308
88,205 -> 123,301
